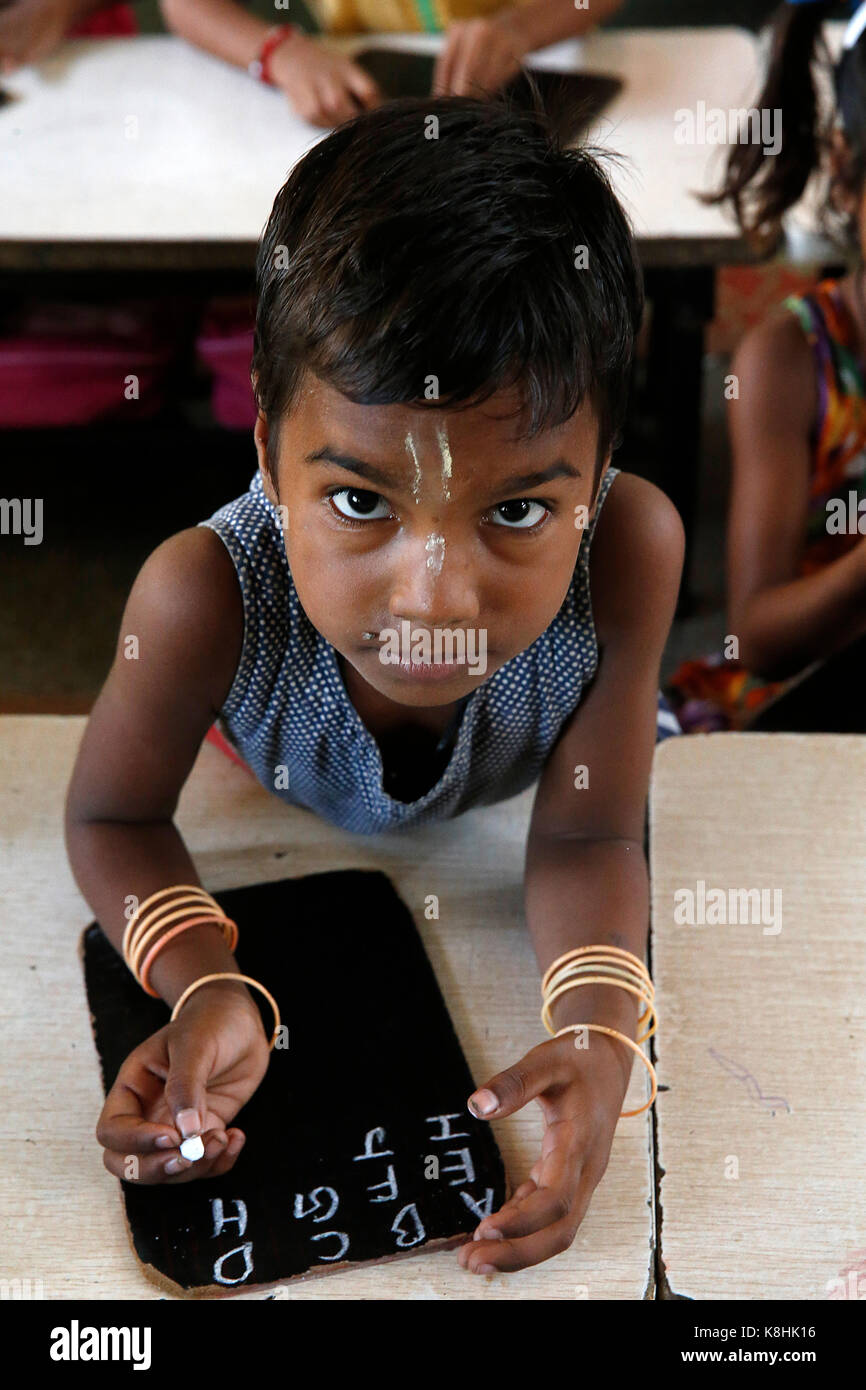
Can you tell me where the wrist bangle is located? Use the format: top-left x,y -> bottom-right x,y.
249,24 -> 299,85
171,972 -> 281,1051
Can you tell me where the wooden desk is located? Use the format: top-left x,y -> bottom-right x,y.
0,716 -> 654,1299
649,734 -> 866,1301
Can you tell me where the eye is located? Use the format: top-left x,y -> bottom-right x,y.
490,498 -> 550,530
329,487 -> 392,522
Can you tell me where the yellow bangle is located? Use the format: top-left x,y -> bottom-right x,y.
544,959 -> 655,1009
542,976 -> 657,1043
122,885 -> 218,962
542,944 -> 650,997
554,1023 -> 658,1117
170,972 -> 281,1051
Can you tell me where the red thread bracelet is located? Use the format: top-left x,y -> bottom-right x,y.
249,25 -> 299,86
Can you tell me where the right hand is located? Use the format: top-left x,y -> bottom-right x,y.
270,34 -> 383,128
96,981 -> 271,1184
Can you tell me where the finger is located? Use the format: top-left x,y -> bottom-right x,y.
344,62 -> 382,109
317,78 -> 357,126
468,1038 -> 577,1121
97,1053 -> 179,1154
208,1127 -> 246,1178
450,25 -> 488,97
102,1127 -> 229,1185
433,28 -> 461,96
164,1021 -> 219,1149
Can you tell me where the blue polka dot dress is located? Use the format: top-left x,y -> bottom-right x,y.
197,465 -> 680,835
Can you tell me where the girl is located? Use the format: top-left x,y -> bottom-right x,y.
65,97 -> 683,1276
667,0 -> 866,733
157,0 -> 623,128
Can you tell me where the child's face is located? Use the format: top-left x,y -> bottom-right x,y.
256,374 -> 605,709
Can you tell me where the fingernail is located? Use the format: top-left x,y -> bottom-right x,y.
468,1089 -> 498,1116
475,1226 -> 503,1241
476,1264 -> 498,1275
165,1157 -> 190,1175
154,1134 -> 175,1149
176,1108 -> 200,1138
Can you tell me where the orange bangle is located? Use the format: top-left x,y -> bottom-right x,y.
128,897 -> 232,979
555,1023 -> 658,1117
542,945 -> 650,997
139,915 -> 239,997
171,973 -> 281,1051
122,885 -> 217,961
542,976 -> 657,1043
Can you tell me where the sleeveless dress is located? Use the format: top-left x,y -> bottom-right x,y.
666,279 -> 866,733
198,464 -> 680,835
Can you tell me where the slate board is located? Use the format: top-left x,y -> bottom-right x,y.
355,47 -> 623,145
82,869 -> 509,1297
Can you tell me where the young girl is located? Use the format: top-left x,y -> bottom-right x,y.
157,0 -> 623,128
667,0 -> 866,733
65,96 -> 683,1277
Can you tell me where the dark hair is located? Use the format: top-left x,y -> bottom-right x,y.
706,1 -> 866,249
251,94 -> 643,490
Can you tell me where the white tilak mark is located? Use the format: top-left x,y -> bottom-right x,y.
425,533 -> 445,576
436,424 -> 452,501
405,432 -> 422,503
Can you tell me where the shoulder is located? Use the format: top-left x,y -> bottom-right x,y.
588,470 -> 684,651
730,307 -> 818,435
122,524 -> 245,715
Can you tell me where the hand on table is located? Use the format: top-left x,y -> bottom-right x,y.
0,0 -> 95,72
459,1030 -> 633,1273
271,33 -> 383,129
96,980 -> 270,1184
432,15 -> 529,98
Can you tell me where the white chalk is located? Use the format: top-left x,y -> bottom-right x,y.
179,1135 -> 204,1162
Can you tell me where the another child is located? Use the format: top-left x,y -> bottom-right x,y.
158,0 -> 623,128
668,0 -> 866,733
65,96 -> 683,1276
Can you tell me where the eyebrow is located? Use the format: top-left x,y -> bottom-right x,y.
305,448 -> 581,497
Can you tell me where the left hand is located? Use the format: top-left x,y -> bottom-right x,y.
0,0 -> 95,72
459,1029 -> 634,1273
432,15 -> 529,98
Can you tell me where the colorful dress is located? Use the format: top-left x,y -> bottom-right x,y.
667,279 -> 866,732
310,0 -> 531,33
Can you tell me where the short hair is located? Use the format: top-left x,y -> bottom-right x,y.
252,94 -> 643,488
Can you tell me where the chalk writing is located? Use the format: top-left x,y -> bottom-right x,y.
293,1187 -> 339,1223
352,1126 -> 395,1161
392,1203 -> 426,1248
425,1113 -> 471,1141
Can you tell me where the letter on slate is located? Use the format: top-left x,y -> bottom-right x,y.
294,1187 -> 339,1223
392,1203 -> 426,1248
459,1188 -> 495,1220
353,1126 -> 394,1161
425,1113 -> 471,1141
311,1231 -> 350,1262
211,1198 -> 248,1238
213,1242 -> 255,1285
440,1148 -> 475,1185
366,1164 -> 399,1203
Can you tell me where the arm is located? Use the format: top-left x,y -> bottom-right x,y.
0,0 -> 104,70
727,313 -> 866,680
434,0 -> 623,95
65,526 -> 269,1181
459,472 -> 684,1274
157,0 -> 381,126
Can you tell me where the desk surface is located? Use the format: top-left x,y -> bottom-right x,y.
0,28 -> 761,269
0,717 -> 653,1300
650,734 -> 866,1302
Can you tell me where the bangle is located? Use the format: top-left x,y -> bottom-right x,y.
554,1023 -> 658,1117
542,976 -> 657,1044
542,944 -> 650,997
171,972 -> 281,1051
122,884 -> 217,962
129,898 -> 235,980
249,24 -> 299,85
138,915 -> 239,998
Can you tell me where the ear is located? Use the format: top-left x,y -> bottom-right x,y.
253,408 -> 280,507
829,128 -> 860,217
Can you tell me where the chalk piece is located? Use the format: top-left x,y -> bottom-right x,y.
180,1136 -> 204,1163
82,870 -> 508,1296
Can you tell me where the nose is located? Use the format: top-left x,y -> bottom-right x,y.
388,531 -> 480,628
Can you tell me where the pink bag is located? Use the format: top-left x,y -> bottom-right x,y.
0,301 -> 180,427
195,299 -> 257,431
